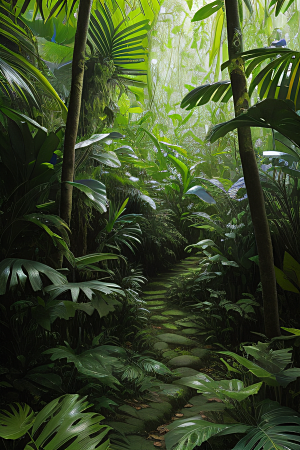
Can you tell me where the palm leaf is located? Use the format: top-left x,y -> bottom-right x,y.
208,99 -> 300,147
269,0 -> 294,16
88,3 -> 150,86
0,5 -> 67,118
242,48 -> 300,110
233,402 -> 300,450
181,82 -> 232,109
0,258 -> 67,295
0,403 -> 35,440
44,279 -> 124,301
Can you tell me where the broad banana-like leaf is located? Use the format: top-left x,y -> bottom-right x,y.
91,150 -> 121,168
181,82 -> 232,110
0,258 -> 67,295
208,99 -> 300,148
191,0 -> 223,22
185,185 -> 216,204
68,179 -> 107,213
75,133 -> 122,149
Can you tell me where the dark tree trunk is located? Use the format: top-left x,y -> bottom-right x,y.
60,0 -> 92,226
224,0 -> 281,338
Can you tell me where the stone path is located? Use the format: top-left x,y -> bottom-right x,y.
108,256 -> 224,450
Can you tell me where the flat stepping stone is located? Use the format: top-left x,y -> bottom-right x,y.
162,350 -> 178,359
181,328 -> 199,335
172,367 -> 200,377
124,435 -> 155,450
118,405 -> 161,422
148,401 -> 172,414
150,315 -> 169,321
191,348 -> 209,358
153,341 -> 169,350
157,333 -> 195,346
169,355 -> 201,368
175,320 -> 197,327
179,395 -> 226,418
143,294 -> 166,300
161,310 -> 186,316
143,290 -> 167,295
107,419 -> 145,435
147,305 -> 166,310
146,282 -> 171,288
145,300 -> 166,306
162,323 -> 178,330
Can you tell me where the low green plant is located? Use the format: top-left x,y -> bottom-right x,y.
0,394 -> 111,450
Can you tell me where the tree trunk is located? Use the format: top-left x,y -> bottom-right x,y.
224,0 -> 281,338
60,0 -> 92,226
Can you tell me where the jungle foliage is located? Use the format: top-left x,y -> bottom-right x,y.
1,0 -> 300,448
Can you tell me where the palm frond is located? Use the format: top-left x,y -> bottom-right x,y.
0,258 -> 67,295
88,2 -> 150,86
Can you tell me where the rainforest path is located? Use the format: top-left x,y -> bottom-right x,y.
107,256 -> 225,450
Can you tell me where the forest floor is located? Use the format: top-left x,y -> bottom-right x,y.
107,256 -> 225,450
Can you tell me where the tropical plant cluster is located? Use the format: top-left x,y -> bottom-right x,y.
1,0 -> 300,448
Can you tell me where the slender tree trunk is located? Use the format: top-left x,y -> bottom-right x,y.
224,0 -> 281,338
60,0 -> 92,226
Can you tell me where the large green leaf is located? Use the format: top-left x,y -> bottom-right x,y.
0,403 -> 35,439
28,395 -> 111,450
44,345 -> 121,387
168,154 -> 190,191
91,150 -> 121,168
274,267 -> 300,293
219,351 -> 279,386
185,185 -> 216,204
242,343 -> 300,388
175,373 -> 262,401
0,259 -> 67,295
232,402 -> 300,450
68,179 -> 107,213
191,0 -> 223,22
165,417 -> 249,450
208,99 -> 300,148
